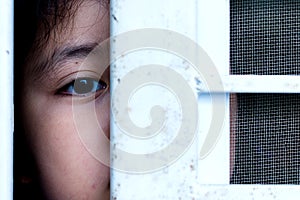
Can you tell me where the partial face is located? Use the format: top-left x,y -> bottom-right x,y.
21,1 -> 110,199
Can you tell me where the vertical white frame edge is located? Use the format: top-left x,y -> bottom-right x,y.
0,0 -> 14,200
111,0 -> 201,199
196,0 -> 230,184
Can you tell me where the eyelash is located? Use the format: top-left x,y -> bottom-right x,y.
57,77 -> 107,97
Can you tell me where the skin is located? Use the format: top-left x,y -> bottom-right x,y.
21,1 -> 110,199
230,94 -> 237,179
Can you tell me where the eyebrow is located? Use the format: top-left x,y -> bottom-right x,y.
32,42 -> 99,79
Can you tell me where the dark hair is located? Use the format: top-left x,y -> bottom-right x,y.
14,0 -> 83,70
14,1 -> 83,199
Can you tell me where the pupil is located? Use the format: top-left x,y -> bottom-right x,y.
74,78 -> 94,94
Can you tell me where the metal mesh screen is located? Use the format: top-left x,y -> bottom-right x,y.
230,0 -> 300,75
230,1 -> 300,184
230,94 -> 300,184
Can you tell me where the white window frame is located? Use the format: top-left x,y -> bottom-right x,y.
0,0 -> 14,200
111,0 -> 300,199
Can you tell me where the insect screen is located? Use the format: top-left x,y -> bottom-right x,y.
230,94 -> 300,184
230,0 -> 300,75
230,1 -> 300,184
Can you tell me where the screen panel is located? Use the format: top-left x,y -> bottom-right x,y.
231,94 -> 300,184
230,0 -> 300,184
230,0 -> 300,75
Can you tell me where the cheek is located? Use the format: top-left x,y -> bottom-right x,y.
22,93 -> 110,200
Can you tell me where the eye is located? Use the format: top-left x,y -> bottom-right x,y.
58,77 -> 107,96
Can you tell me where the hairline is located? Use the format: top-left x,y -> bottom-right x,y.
23,0 -> 109,83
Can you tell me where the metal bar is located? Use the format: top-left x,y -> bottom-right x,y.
0,0 -> 14,200
189,184 -> 300,200
197,75 -> 300,93
197,0 -> 230,184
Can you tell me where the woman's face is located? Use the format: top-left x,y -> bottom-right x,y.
21,1 -> 110,199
